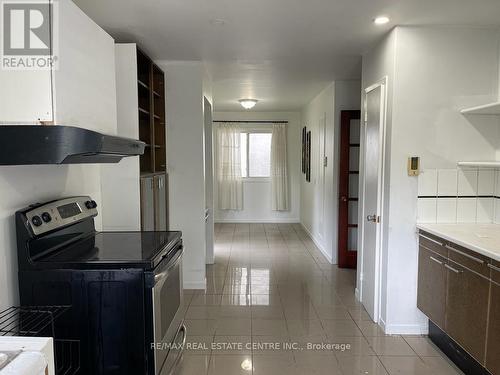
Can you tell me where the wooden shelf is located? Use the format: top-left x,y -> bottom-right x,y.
457,161 -> 500,168
461,102 -> 500,115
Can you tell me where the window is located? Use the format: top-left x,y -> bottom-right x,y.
240,132 -> 272,178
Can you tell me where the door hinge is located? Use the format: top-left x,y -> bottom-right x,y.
323,156 -> 328,167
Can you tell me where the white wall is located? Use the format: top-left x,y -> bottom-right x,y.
300,82 -> 361,263
361,26 -> 500,334
213,111 -> 301,223
158,61 -> 207,289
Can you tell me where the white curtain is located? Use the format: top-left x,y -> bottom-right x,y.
217,124 -> 243,210
271,124 -> 289,211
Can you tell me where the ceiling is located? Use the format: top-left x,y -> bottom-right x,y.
74,0 -> 500,111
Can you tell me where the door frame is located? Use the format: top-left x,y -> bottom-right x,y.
358,77 -> 388,323
338,110 -> 361,269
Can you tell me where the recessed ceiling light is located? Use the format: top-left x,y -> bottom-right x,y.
374,16 -> 390,25
239,99 -> 258,110
210,18 -> 227,26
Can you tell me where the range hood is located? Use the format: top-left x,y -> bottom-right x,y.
0,125 -> 145,165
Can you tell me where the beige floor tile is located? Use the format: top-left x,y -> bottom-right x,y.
403,337 -> 443,357
221,294 -> 251,306
211,336 -> 252,355
286,319 -> 326,338
252,305 -> 285,319
337,355 -> 389,375
184,319 -> 217,336
331,336 -> 377,357
252,355 -> 299,375
185,306 -> 221,319
215,318 -> 252,336
356,320 -> 388,337
208,354 -> 254,375
367,337 -> 417,356
252,318 -> 289,336
222,284 -> 251,295
315,306 -> 351,320
190,294 -> 223,306
379,356 -> 430,375
252,336 -> 294,356
184,335 -> 213,355
420,356 -> 464,375
294,352 -> 342,374
173,354 -> 210,375
251,294 -> 281,306
322,320 -> 363,338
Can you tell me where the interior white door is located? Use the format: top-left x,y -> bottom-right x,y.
360,82 -> 386,322
204,97 -> 215,265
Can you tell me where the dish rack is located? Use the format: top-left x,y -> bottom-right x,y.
0,306 -> 80,375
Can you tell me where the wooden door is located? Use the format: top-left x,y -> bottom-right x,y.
486,264 -> 500,374
338,110 -> 361,268
154,174 -> 167,231
417,246 -> 447,328
140,176 -> 155,231
445,261 -> 489,363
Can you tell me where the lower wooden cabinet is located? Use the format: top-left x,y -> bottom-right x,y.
417,246 -> 447,328
140,173 -> 168,231
486,274 -> 500,374
444,261 -> 489,362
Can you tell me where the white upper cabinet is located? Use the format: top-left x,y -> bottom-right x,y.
0,0 -> 117,135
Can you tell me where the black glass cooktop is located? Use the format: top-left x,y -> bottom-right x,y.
30,231 -> 182,270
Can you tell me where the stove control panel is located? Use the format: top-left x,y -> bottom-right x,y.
25,196 -> 98,236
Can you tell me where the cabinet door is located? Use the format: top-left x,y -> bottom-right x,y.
417,246 -> 447,328
154,174 -> 167,231
445,261 -> 489,363
486,273 -> 500,374
140,177 -> 155,231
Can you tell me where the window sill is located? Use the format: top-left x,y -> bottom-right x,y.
242,178 -> 271,183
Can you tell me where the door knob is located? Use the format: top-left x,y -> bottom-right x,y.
367,214 -> 378,223
341,196 -> 348,202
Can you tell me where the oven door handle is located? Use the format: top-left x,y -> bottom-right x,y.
154,245 -> 183,284
167,324 -> 187,375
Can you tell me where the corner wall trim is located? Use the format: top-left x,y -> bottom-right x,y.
383,322 -> 428,335
300,223 -> 334,264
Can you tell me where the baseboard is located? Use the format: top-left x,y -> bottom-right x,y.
183,280 -> 206,290
300,223 -> 333,264
354,288 -> 360,302
215,218 -> 300,223
383,322 -> 428,335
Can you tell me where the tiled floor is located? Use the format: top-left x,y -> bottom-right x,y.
175,223 -> 463,375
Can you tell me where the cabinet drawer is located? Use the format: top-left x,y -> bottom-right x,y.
446,242 -> 490,278
419,232 -> 447,257
417,246 -> 447,328
489,260 -> 500,284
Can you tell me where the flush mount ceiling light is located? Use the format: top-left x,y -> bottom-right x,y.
239,99 -> 258,110
374,16 -> 390,25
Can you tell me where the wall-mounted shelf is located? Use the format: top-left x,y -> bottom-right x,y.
460,101 -> 500,115
457,161 -> 500,168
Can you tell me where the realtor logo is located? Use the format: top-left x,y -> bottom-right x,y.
1,0 -> 58,70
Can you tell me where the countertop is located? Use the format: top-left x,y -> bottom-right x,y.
0,337 -> 53,375
416,223 -> 500,262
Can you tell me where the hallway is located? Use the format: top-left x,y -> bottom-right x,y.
177,223 -> 463,375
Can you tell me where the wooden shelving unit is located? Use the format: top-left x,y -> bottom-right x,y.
136,49 -> 166,175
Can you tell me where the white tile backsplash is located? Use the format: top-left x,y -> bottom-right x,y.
417,198 -> 437,223
457,169 -> 477,196
478,169 -> 495,196
477,198 -> 494,223
437,198 -> 457,223
457,198 -> 477,223
417,169 -> 437,197
437,169 -> 458,196
418,167 -> 500,224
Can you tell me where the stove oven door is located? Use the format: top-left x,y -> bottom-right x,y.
152,244 -> 185,375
